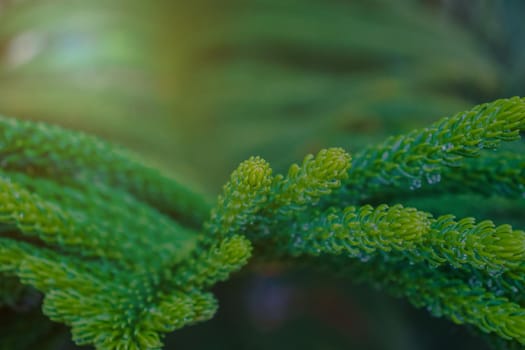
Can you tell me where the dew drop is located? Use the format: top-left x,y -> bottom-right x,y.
441,143 -> 454,152
488,269 -> 503,277
468,276 -> 482,288
426,173 -> 441,185
409,179 -> 422,190
359,254 -> 371,263
494,289 -> 505,296
293,236 -> 304,248
427,304 -> 443,317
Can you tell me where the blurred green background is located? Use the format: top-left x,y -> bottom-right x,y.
0,0 -> 524,349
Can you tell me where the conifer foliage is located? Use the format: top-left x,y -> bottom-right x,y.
0,97 -> 525,349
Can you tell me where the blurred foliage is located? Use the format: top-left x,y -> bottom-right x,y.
0,0 -> 524,349
1,0 -> 521,192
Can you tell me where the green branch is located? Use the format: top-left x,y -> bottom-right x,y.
1,97 -> 525,349
329,97 -> 525,203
